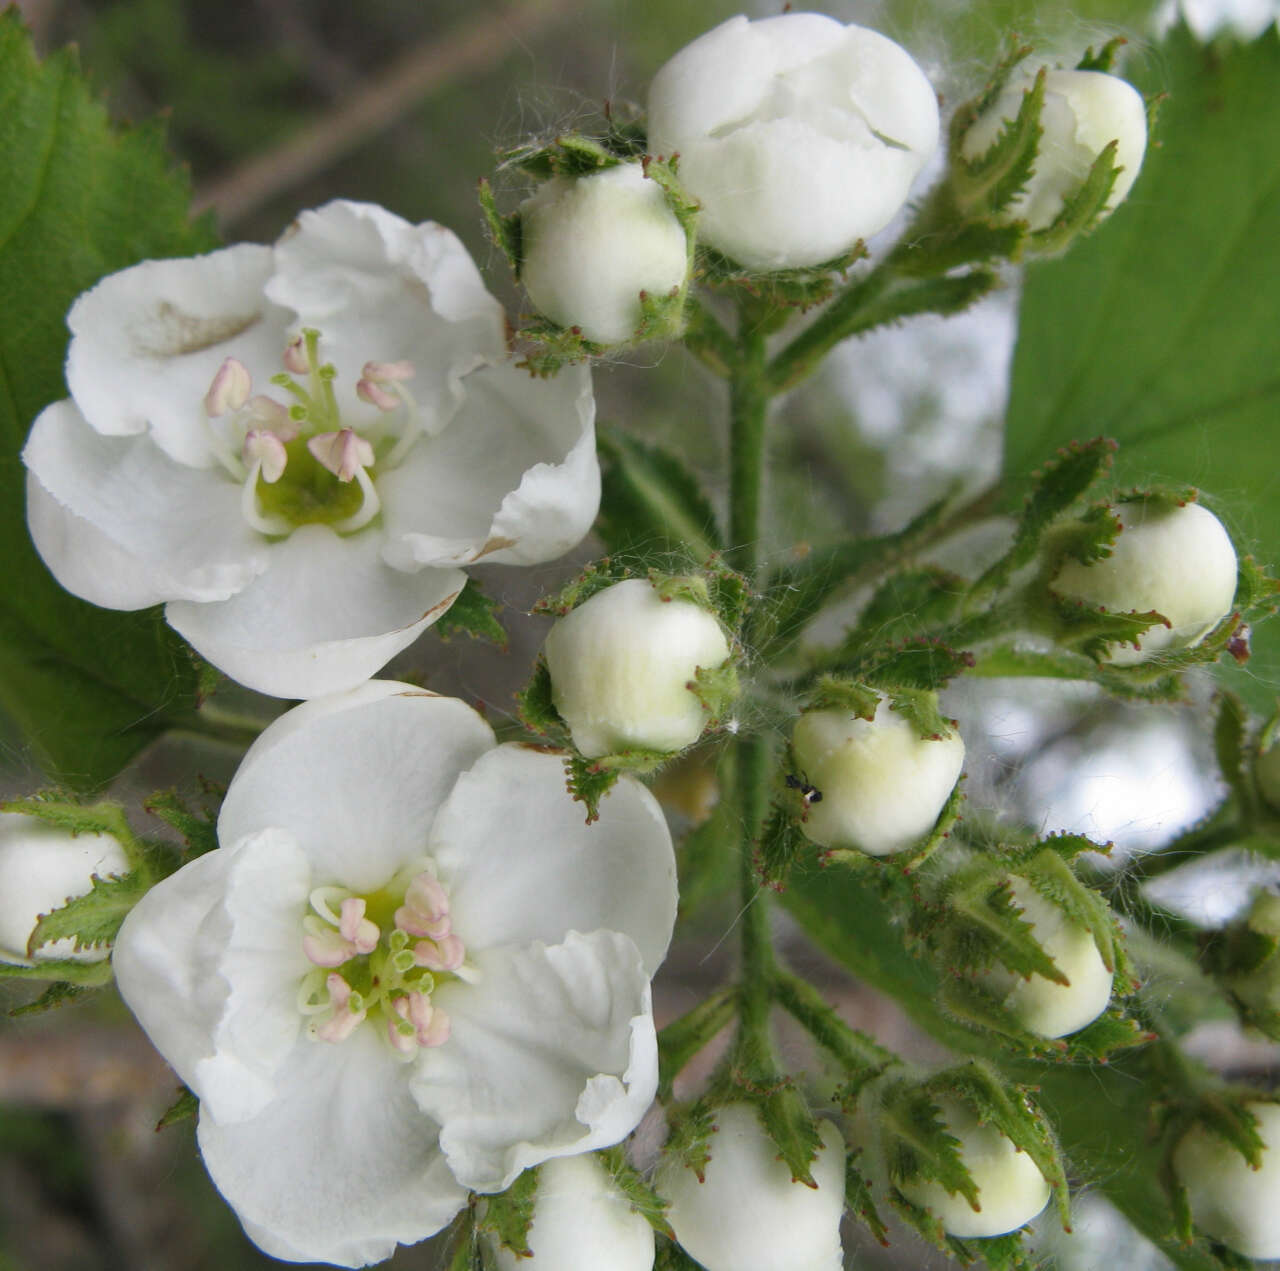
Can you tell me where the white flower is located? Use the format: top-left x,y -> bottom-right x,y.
1174,1101 -> 1280,1259
24,200 -> 600,700
900,1097 -> 1051,1238
657,1104 -> 846,1271
961,69 -> 1147,232
544,578 -> 732,759
487,1154 -> 656,1270
519,163 -> 690,345
1053,500 -> 1237,665
0,814 -> 128,965
790,696 -> 965,856
647,13 -> 940,271
979,879 -> 1113,1039
111,681 -> 677,1267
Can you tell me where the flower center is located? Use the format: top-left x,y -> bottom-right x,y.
296,863 -> 465,1057
202,329 -> 425,539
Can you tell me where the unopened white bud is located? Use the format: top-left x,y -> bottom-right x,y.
658,1104 -> 845,1271
1174,1101 -> 1280,1259
962,68 -> 1147,231
544,578 -> 732,759
900,1097 -> 1051,1238
791,696 -> 964,856
489,1155 -> 655,1271
647,13 -> 939,270
0,813 -> 129,965
979,879 -> 1113,1038
519,163 -> 689,345
1053,501 -> 1237,665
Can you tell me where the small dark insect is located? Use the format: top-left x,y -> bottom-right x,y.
785,773 -> 823,805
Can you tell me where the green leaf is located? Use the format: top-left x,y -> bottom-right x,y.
1004,24 -> 1280,714
596,428 -> 723,562
27,869 -> 149,958
0,13 -> 217,788
480,1166 -> 539,1257
433,580 -> 507,648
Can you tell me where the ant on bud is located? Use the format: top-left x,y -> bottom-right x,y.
785,773 -> 823,806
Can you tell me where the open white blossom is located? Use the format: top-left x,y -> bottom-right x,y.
112,682 -> 677,1267
24,200 -> 599,699
647,13 -> 939,270
0,813 -> 129,965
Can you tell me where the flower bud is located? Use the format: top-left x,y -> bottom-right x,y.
647,13 -> 939,270
791,696 -> 964,856
488,1155 -> 655,1271
1052,501 -> 1237,665
979,879 -> 1113,1038
658,1104 -> 845,1271
544,578 -> 732,759
0,813 -> 129,965
961,69 -> 1147,231
519,163 -> 689,345
900,1097 -> 1051,1238
1173,1101 -> 1280,1259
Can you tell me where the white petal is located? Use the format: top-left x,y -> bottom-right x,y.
113,828 -> 311,1126
198,1026 -> 467,1267
379,360 -> 598,568
411,931 -> 658,1192
268,201 -> 507,435
430,745 -> 676,975
218,683 -> 496,894
24,400 -> 267,604
65,244 -> 290,468
165,525 -> 465,699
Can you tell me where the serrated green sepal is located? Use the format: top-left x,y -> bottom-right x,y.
1048,594 -> 1168,662
143,788 -> 220,860
478,176 -> 522,272
1030,139 -> 1122,255
1064,1008 -> 1155,1060
663,1099 -> 718,1183
953,68 -> 1046,218
532,558 -> 638,618
936,976 -> 1071,1056
654,1238 -> 704,1270
631,284 -> 687,344
156,1086 -> 198,1131
565,748 -> 668,823
598,1144 -> 674,1238
516,656 -> 565,740
434,580 -> 508,648
2,794 -> 144,870
479,1166 -> 540,1257
641,154 -> 700,240
805,675 -> 881,720
697,241 -> 867,310
688,662 -> 740,726
751,1084 -> 824,1187
878,1078 -> 980,1210
516,318 -> 606,375
942,867 -> 1067,982
26,868 -> 151,961
501,132 -> 622,180
845,1152 -> 891,1245
754,801 -> 810,892
8,980 -> 95,1016
866,647 -> 976,698
1077,37 -> 1127,73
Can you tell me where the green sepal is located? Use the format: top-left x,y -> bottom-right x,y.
688,662 -> 739,726
517,319 -> 605,375
1194,1094 -> 1272,1171
478,177 -> 521,272
501,132 -> 621,180
806,676 -> 880,720
898,777 -> 966,874
847,269 -> 1001,340
976,438 -> 1117,596
515,656 -> 564,739
598,1144 -> 674,1238
866,646 -> 976,698
1065,1008 -> 1156,1061
479,1165 -> 539,1257
1077,37 -> 1127,72
654,1239 -> 705,1270
641,154 -> 700,240
443,1211 -> 484,1271
8,980 -> 94,1017
1030,139 -> 1122,256
657,990 -> 737,1101
0,957 -> 114,986
698,242 -> 866,310
963,39 -> 1036,124
632,283 -> 687,345
755,802 -> 810,892
26,869 -> 151,961
2,794 -> 144,870
942,867 -> 1066,982
703,562 -> 753,639
565,748 -> 668,824
155,1087 -> 198,1131
751,1083 -> 823,1187
950,1231 -> 1035,1270
885,688 -> 962,742
953,68 -> 1046,217
889,217 -> 1028,276
434,580 -> 508,648
758,494 -> 951,654
936,975 -> 1071,1057
663,1099 -> 718,1183
143,788 -> 220,860
878,1078 -> 980,1209
933,1062 -> 1070,1229
532,558 -> 637,618
845,1152 -> 890,1245
1046,593 -> 1167,663
846,566 -> 969,651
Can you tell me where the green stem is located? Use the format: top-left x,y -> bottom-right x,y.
726,313 -> 770,583
772,970 -> 896,1077
683,295 -> 738,378
1119,811 -> 1242,884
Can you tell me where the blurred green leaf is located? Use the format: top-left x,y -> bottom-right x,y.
0,13 -> 217,787
1004,25 -> 1280,711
